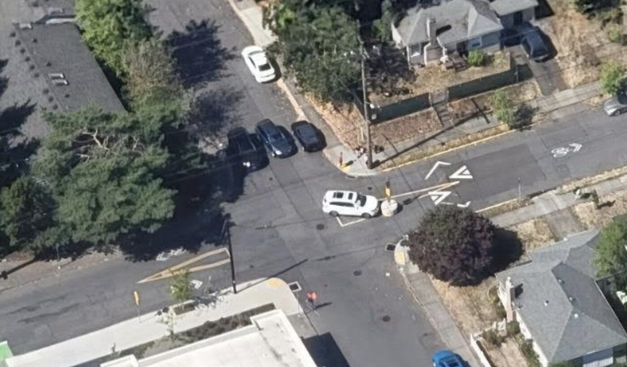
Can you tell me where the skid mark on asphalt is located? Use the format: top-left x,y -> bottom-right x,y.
137,248 -> 230,284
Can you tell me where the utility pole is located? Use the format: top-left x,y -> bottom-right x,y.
360,40 -> 373,169
224,220 -> 237,294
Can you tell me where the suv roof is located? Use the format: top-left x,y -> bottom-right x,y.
324,190 -> 358,203
228,128 -> 255,153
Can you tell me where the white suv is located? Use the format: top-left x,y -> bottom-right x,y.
322,190 -> 380,218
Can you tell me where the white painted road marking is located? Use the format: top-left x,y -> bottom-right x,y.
427,189 -> 453,205
449,165 -> 473,180
336,217 -> 366,227
156,248 -> 188,262
552,143 -> 582,158
425,161 -> 451,180
457,201 -> 471,208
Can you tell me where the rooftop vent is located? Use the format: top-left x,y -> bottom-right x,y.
558,278 -> 563,284
544,300 -> 549,306
573,313 -> 579,319
49,73 -> 68,86
569,296 -> 575,302
18,23 -> 33,30
48,7 -> 64,14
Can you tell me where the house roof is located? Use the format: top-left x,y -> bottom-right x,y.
496,230 -> 627,364
15,21 -> 125,114
490,0 -> 539,17
394,0 -> 503,48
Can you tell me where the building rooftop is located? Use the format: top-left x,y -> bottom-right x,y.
15,21 -> 125,114
102,310 -> 317,367
394,0 -> 503,48
496,230 -> 627,364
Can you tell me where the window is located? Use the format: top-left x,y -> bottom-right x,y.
356,194 -> 367,207
259,63 -> 271,71
468,37 -> 482,49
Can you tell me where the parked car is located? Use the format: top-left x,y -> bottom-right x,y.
521,28 -> 550,62
255,119 -> 297,158
291,121 -> 325,152
432,350 -> 464,367
224,127 -> 267,172
603,92 -> 627,116
322,190 -> 379,218
241,45 -> 276,83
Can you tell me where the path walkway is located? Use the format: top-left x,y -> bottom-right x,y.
2,278 -> 300,367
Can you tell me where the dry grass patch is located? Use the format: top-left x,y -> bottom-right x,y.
373,109 -> 441,146
483,338 -> 531,367
508,218 -> 556,253
479,199 -> 530,218
558,168 -> 627,193
430,276 -> 499,334
572,188 -> 627,229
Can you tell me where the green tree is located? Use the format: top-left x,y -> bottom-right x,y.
32,108 -> 175,250
600,62 -> 626,95
170,269 -> 192,304
265,0 -> 361,103
76,0 -> 151,75
373,0 -> 394,44
594,220 -> 627,278
492,90 -> 516,127
0,177 -> 55,251
407,206 -> 498,286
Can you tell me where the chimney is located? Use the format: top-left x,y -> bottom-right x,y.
426,18 -> 437,46
504,277 -> 516,322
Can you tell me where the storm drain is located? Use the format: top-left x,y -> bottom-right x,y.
288,281 -> 302,292
385,244 -> 396,252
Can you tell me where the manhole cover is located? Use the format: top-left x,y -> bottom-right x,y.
288,281 -> 302,292
367,186 -> 373,191
269,177 -> 273,181
316,224 -> 325,230
353,270 -> 362,276
385,244 -> 396,252
381,315 -> 391,322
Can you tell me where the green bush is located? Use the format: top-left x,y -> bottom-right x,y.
600,61 -> 626,95
482,329 -> 503,347
467,50 -> 486,67
519,337 -> 541,367
606,24 -> 625,44
506,321 -> 520,336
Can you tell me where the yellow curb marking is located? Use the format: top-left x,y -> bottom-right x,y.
137,248 -> 230,284
267,278 -> 284,288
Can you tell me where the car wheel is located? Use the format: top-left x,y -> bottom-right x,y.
330,211 -> 339,217
361,213 -> 372,219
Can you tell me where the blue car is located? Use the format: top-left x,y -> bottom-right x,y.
432,350 -> 464,367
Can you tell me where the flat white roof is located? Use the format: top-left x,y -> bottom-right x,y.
103,309 -> 316,367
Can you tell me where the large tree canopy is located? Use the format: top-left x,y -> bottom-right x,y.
76,0 -> 152,74
265,0 -> 361,103
594,220 -> 627,280
408,206 -> 497,286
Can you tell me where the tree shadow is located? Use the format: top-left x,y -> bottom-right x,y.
0,100 -> 39,188
512,103 -> 536,131
166,19 -> 235,88
302,333 -> 351,367
367,45 -> 415,98
491,227 -> 524,273
189,87 -> 244,138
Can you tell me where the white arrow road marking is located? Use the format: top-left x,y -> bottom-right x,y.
425,161 -> 451,180
449,165 -> 473,180
457,201 -> 471,208
428,190 -> 452,205
190,280 -> 203,289
569,143 -> 582,152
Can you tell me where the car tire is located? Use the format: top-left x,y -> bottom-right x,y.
361,213 -> 372,219
330,211 -> 339,217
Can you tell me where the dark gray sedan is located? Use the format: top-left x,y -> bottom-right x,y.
255,119 -> 297,158
291,121 -> 325,152
603,92 -> 627,116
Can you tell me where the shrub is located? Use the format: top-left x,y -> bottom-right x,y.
467,50 -> 486,67
600,62 -> 626,95
519,337 -> 541,367
606,24 -> 624,44
482,329 -> 503,347
506,321 -> 520,336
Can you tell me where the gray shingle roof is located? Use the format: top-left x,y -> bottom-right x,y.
15,22 -> 125,114
394,0 -> 503,48
496,230 -> 627,364
490,0 -> 539,16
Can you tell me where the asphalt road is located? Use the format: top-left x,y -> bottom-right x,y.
2,2 -> 627,367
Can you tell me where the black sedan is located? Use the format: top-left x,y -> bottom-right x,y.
291,121 -> 325,152
255,119 -> 297,158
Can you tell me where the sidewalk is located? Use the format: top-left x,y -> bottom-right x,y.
2,278 -> 300,367
492,172 -> 627,228
228,0 -> 603,177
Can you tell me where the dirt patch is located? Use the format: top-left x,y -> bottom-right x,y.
508,218 -> 557,253
483,338 -> 531,367
539,0 -> 626,89
307,97 -> 364,149
571,188 -> 627,229
479,199 -> 531,218
558,167 -> 627,194
373,109 -> 441,145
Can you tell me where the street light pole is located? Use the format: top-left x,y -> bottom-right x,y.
360,40 -> 373,169
224,220 -> 237,294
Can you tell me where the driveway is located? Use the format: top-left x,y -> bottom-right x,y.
511,45 -> 567,96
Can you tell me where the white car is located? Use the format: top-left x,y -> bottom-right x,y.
322,190 -> 380,218
241,45 -> 276,83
